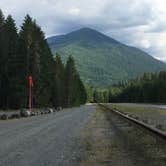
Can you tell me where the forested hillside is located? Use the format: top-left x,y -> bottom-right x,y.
47,28 -> 166,87
0,10 -> 86,109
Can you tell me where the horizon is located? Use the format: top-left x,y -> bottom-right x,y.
0,0 -> 166,62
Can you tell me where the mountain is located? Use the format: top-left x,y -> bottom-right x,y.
47,27 -> 166,87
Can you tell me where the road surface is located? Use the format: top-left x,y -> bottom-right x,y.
0,105 -> 95,166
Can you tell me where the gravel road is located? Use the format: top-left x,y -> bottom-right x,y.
0,105 -> 95,166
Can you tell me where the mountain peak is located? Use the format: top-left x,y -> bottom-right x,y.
75,27 -> 99,33
47,27 -> 166,87
68,27 -> 101,35
47,27 -> 120,46
65,27 -> 120,45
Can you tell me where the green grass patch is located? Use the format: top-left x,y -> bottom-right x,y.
108,104 -> 166,131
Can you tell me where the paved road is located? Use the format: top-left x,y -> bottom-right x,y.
0,105 -> 95,166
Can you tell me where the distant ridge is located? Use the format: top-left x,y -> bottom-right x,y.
47,27 -> 166,87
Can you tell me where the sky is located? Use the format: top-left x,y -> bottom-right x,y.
0,0 -> 166,61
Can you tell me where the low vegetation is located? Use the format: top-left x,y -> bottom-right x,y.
110,103 -> 166,131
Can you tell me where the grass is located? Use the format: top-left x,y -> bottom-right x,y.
101,105 -> 166,166
80,107 -> 112,165
111,104 -> 166,114
109,104 -> 166,131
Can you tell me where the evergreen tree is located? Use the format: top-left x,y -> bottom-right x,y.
64,56 -> 77,107
85,85 -> 94,103
93,89 -> 98,103
3,15 -> 19,108
18,14 -> 34,107
64,56 -> 87,107
0,10 -> 87,109
73,72 -> 87,105
52,53 -> 64,107
19,15 -> 54,107
0,9 -> 5,108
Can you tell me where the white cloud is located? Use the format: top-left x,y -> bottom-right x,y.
140,40 -> 151,49
0,0 -> 166,61
68,7 -> 80,15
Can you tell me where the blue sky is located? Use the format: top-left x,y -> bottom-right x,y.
0,0 -> 166,61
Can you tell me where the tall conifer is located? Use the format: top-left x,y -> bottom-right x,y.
0,9 -> 5,108
64,55 -> 87,107
52,53 -> 64,107
3,15 -> 18,108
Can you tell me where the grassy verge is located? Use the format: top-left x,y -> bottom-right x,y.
80,106 -> 112,165
109,104 -> 166,131
110,104 -> 166,114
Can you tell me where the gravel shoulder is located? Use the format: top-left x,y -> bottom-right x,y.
0,105 -> 95,166
81,105 -> 166,166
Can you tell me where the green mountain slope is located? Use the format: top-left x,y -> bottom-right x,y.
47,28 -> 166,87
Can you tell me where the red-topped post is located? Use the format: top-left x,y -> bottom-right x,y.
28,76 -> 33,112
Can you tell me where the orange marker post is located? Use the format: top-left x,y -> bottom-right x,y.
28,76 -> 33,112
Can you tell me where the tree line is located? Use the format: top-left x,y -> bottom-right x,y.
90,71 -> 166,104
109,71 -> 166,103
0,10 -> 87,109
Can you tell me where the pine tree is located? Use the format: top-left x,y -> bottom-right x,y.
3,15 -> 19,108
64,56 -> 87,107
93,89 -> 98,103
75,75 -> 87,104
34,23 -> 54,107
19,15 -> 54,107
64,56 -> 75,107
52,53 -> 65,107
0,11 -> 87,109
18,14 -> 34,107
0,9 -> 5,27
0,9 -> 5,108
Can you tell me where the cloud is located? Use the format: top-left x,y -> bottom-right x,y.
68,7 -> 80,15
0,0 -> 166,61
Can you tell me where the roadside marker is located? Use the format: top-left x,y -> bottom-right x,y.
28,76 -> 33,112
